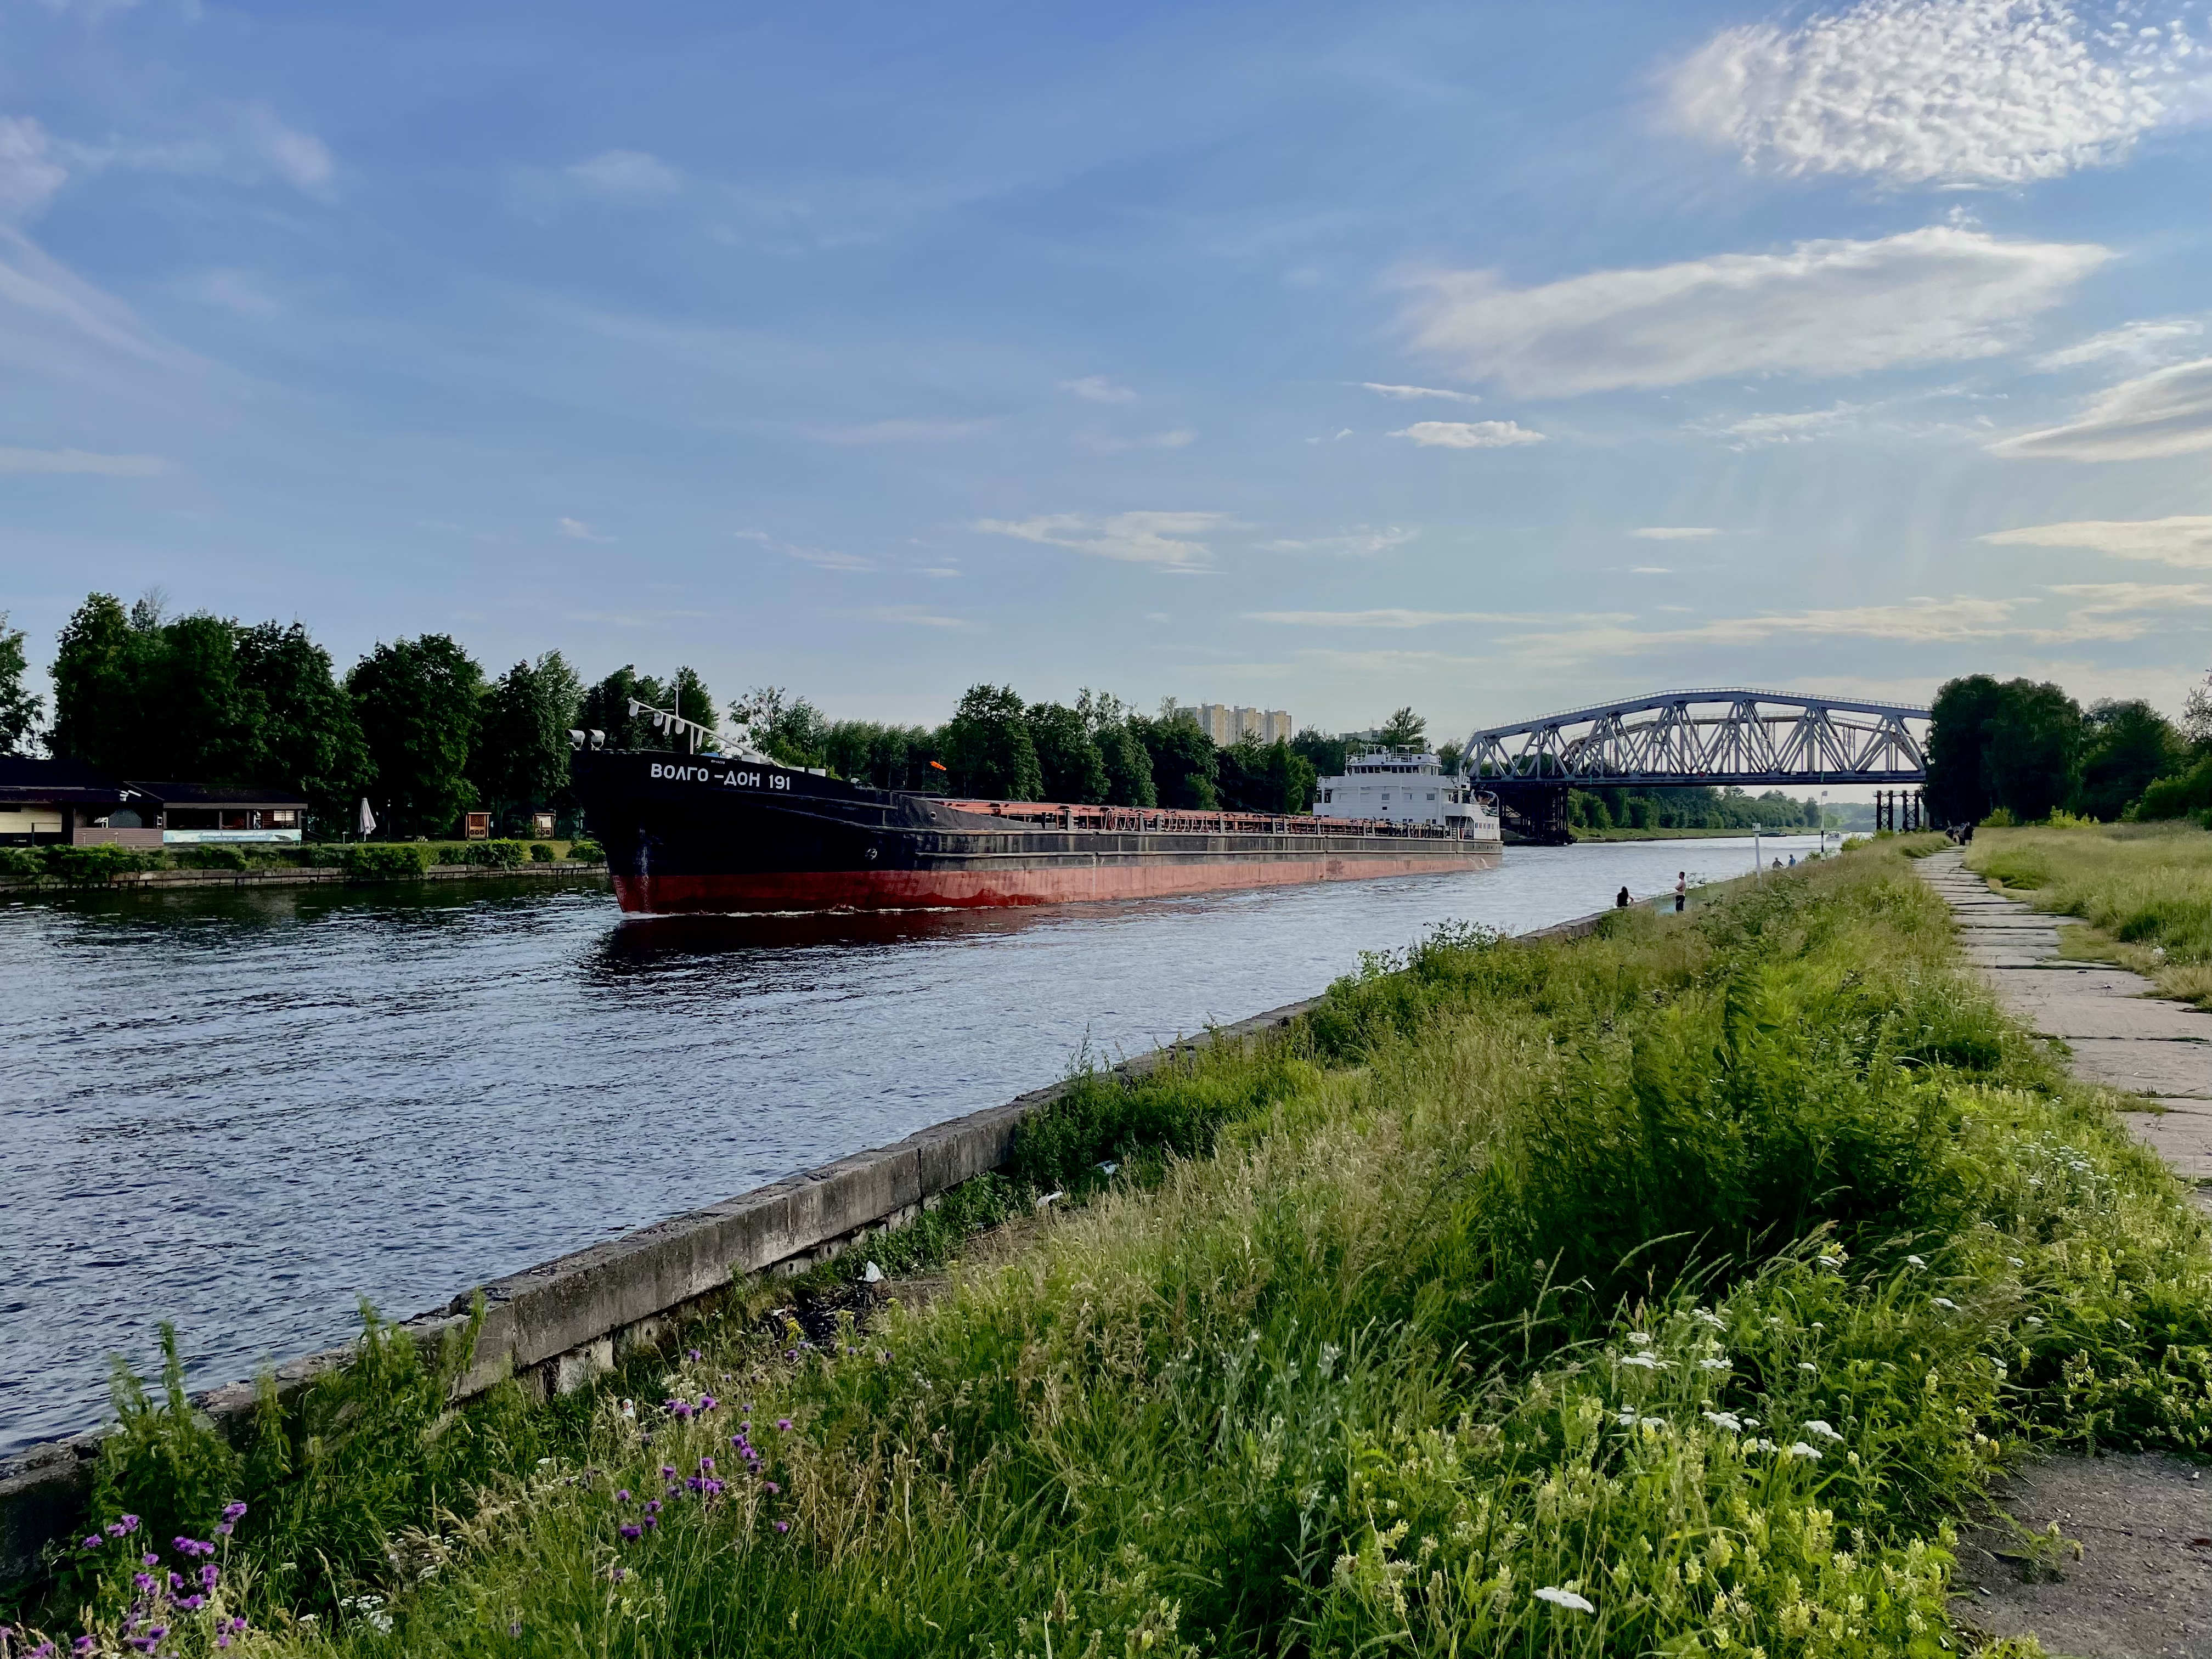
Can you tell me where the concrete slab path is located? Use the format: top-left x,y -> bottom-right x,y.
1918,848 -> 2212,1201
1921,850 -> 2212,1659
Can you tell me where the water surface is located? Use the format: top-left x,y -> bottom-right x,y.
0,834 -> 1827,1451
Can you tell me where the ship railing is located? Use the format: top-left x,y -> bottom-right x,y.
937,799 -> 1493,839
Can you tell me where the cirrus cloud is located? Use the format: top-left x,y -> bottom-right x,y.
1982,515 -> 2212,567
1410,227 -> 2107,397
1629,527 -> 1719,540
1389,420 -> 1545,448
976,510 -> 1225,568
1986,358 -> 2212,461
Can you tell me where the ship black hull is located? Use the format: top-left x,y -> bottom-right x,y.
575,751 -> 1501,915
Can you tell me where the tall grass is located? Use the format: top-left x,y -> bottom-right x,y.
1970,821 -> 2212,1005
17,844 -> 2211,1658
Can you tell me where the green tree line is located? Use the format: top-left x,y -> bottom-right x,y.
1926,673 -> 2196,826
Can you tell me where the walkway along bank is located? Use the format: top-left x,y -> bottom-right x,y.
0,904 -> 1615,1579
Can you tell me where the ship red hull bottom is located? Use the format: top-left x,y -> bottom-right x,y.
616,850 -> 1498,914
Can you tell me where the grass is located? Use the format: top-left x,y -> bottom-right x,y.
12,838 -> 2212,1659
1968,821 -> 2212,1007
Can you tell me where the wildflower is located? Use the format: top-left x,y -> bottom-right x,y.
614,1488 -> 631,1503
660,1466 -> 676,1480
774,1520 -> 791,1534
1816,1255 -> 1841,1269
619,1524 -> 642,1541
1803,1420 -> 1843,1442
1534,1587 -> 1594,1613
668,1400 -> 693,1420
142,1553 -> 159,1567
82,1536 -> 102,1550
1906,1254 -> 1926,1269
1698,1358 -> 1731,1372
645,1500 -> 661,1515
777,1417 -> 793,1431
200,1564 -> 219,1589
1798,1362 -> 1816,1373
1621,1354 -> 1661,1370
1702,1410 -> 1742,1432
687,1348 -> 702,1362
699,1456 -> 715,1472
120,1515 -> 140,1534
1786,1442 -> 1821,1459
2025,1315 -> 2045,1327
1628,1332 -> 1654,1348
2007,1256 -> 2024,1268
76,1639 -> 95,1655
699,1393 -> 718,1412
1692,1308 -> 1725,1327
1933,1297 -> 1959,1310
763,1481 -> 781,1494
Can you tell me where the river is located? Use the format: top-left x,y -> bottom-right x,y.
0,833 -> 1830,1453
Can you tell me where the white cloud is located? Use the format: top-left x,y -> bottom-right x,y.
0,446 -> 167,475
1061,376 -> 1135,403
1389,420 -> 1545,449
977,510 -> 1225,568
1411,228 -> 2107,397
567,149 -> 684,202
843,605 -> 977,630
1087,428 -> 1194,452
1982,515 -> 2212,567
806,417 -> 990,444
171,267 -> 285,318
1261,526 -> 1417,557
1246,607 -> 1625,628
1669,0 -> 2210,187
1629,526 -> 1718,540
2035,318 -> 2203,371
1987,358 -> 2212,461
557,516 -> 612,542
1304,428 -> 1355,444
88,105 -> 335,195
1628,566 -> 1671,574
736,528 -> 874,572
1361,382 -> 1479,403
0,117 -> 67,219
1696,402 -> 1867,448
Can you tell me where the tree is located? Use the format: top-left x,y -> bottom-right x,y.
1218,737 -> 1314,814
49,593 -> 144,773
233,621 -> 370,828
1077,689 -> 1155,806
2074,699 -> 2181,820
941,684 -> 1042,799
729,686 -> 825,766
140,612 -> 258,783
474,652 -> 583,831
0,611 -> 42,755
1025,703 -> 1107,803
348,635 -> 483,837
1926,675 -> 2084,826
1378,706 -> 1426,749
1436,740 -> 1463,776
1133,711 -> 1218,809
1291,729 -> 1348,782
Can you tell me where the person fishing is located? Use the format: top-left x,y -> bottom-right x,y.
1615,885 -> 1630,909
1674,872 -> 1686,913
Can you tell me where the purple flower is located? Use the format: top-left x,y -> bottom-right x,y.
698,1394 -> 717,1412
230,1620 -> 247,1633
763,1481 -> 781,1494
75,1637 -> 95,1655
704,1479 -> 724,1496
642,1514 -> 657,1531
614,1488 -> 631,1503
686,1348 -> 702,1362
774,1520 -> 789,1534
644,1499 -> 661,1515
199,1565 -> 219,1590
619,1523 -> 642,1541
699,1456 -> 715,1472
216,1638 -> 229,1651
142,1553 -> 159,1567
106,1523 -> 127,1539
222,1502 -> 247,1522
82,1535 -> 104,1550
776,1417 -> 792,1431
120,1515 -> 140,1534
133,1573 -> 155,1593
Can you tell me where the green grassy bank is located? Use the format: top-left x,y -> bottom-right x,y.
13,838 -> 2212,1658
1969,821 -> 2212,1008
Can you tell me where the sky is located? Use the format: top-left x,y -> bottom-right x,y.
2,0 -> 2210,753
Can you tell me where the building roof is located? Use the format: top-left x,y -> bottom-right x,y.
128,780 -> 308,808
0,756 -> 139,807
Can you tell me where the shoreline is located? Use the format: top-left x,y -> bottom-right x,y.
0,860 -> 609,897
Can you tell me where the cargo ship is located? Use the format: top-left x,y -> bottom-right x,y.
572,725 -> 1502,916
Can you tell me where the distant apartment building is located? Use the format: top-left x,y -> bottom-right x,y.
1166,703 -> 1294,746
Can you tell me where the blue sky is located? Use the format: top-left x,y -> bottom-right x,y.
3,0 -> 2210,748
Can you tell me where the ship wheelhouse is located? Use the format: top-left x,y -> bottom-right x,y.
1314,750 -> 1496,834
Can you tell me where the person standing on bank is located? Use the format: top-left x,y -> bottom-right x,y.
1674,872 -> 1687,912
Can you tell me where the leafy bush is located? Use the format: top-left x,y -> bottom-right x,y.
568,838 -> 604,862
528,840 -> 555,862
476,838 -> 525,868
43,843 -> 160,882
337,843 -> 432,879
182,844 -> 250,871
0,844 -> 44,880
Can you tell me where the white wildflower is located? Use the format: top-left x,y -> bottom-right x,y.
1699,1358 -> 1731,1372
1933,1297 -> 1959,1310
1906,1255 -> 1927,1269
1693,1309 -> 1725,1328
1628,1331 -> 1655,1347
1703,1410 -> 1743,1432
1816,1255 -> 1841,1269
1803,1420 -> 1843,1442
1798,1362 -> 1817,1373
2025,1316 -> 2045,1327
1534,1587 -> 1595,1614
2007,1256 -> 2024,1268
1621,1353 -> 1662,1369
1786,1442 -> 1822,1460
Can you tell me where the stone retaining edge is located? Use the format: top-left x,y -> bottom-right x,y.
0,862 -> 608,895
0,905 -> 1616,1578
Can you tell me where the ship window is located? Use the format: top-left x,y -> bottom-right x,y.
1426,792 -> 1436,801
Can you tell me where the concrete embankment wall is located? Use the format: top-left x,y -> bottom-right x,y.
0,861 -> 608,896
0,906 -> 1617,1579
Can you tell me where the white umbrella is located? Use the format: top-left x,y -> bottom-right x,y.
358,797 -> 377,838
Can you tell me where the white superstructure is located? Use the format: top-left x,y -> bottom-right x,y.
1315,751 -> 1498,837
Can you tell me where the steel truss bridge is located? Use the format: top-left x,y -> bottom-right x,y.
1460,688 -> 1931,843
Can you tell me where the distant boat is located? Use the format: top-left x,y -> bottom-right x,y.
574,746 -> 1502,916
